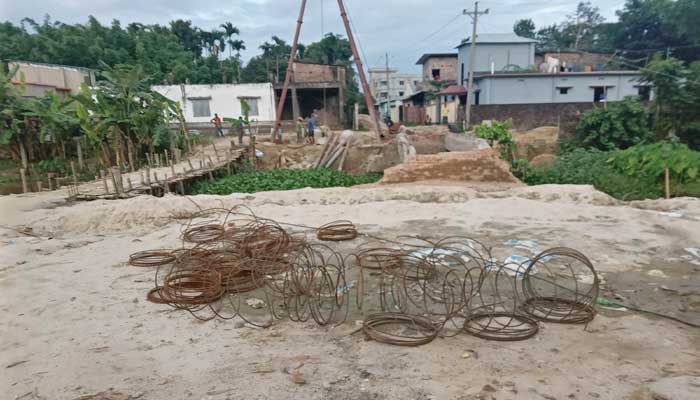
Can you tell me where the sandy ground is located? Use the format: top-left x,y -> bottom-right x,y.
1,183 -> 699,400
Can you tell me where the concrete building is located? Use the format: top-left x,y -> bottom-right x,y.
9,61 -> 96,98
152,83 -> 276,124
274,62 -> 347,128
415,53 -> 458,82
368,68 -> 420,102
456,33 -> 537,85
472,71 -> 646,105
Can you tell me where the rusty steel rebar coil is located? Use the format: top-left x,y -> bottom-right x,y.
182,224 -> 226,243
130,205 -> 602,345
362,312 -> 439,346
316,220 -> 358,242
462,312 -> 539,341
520,247 -> 599,324
129,250 -> 176,267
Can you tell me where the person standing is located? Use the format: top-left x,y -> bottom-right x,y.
295,117 -> 305,144
236,116 -> 245,145
211,113 -> 224,137
306,116 -> 315,144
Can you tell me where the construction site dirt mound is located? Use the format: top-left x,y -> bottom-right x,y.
513,126 -> 559,161
5,184 -> 631,236
380,148 -> 521,185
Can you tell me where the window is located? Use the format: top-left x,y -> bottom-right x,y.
559,87 -> 569,95
593,87 -> 605,103
240,97 -> 259,117
399,80 -> 404,86
190,99 -> 211,117
380,80 -> 387,86
432,68 -> 441,80
638,86 -> 651,101
399,91 -> 404,97
380,92 -> 388,99
413,80 -> 418,86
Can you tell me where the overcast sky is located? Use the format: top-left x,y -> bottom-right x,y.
0,0 -> 625,73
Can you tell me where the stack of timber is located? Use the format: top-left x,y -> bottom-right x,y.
313,130 -> 353,171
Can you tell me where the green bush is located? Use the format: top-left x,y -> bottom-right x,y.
475,119 -> 515,161
575,97 -> 652,150
191,168 -> 382,195
522,148 -> 663,200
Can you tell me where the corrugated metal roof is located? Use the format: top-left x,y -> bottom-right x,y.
456,33 -> 537,48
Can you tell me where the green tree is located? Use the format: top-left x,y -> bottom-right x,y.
575,96 -> 652,150
641,57 -> 700,148
513,19 -> 536,39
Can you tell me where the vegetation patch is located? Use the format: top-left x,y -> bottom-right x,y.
192,168 -> 382,195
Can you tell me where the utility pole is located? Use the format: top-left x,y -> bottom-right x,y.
463,1 -> 488,130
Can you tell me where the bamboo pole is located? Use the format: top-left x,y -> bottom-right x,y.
146,153 -> 152,167
665,168 -> 671,199
337,141 -> 350,172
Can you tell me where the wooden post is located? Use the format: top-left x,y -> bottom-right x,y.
36,181 -> 43,192
70,161 -> 79,193
115,167 -> 124,193
47,173 -> 53,191
75,137 -> 84,170
178,180 -> 185,195
139,170 -> 144,185
101,170 -> 109,194
109,168 -> 121,196
126,176 -> 133,191
171,163 -> 176,177
187,159 -> 194,172
164,174 -> 170,194
665,168 -> 671,199
145,167 -> 151,186
146,153 -> 152,167
199,159 -> 204,169
248,135 -> 256,168
19,168 -> 28,193
164,149 -> 170,166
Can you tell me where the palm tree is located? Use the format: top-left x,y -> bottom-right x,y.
228,39 -> 246,82
220,22 -> 240,58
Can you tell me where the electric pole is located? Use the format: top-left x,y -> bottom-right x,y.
464,1 -> 488,130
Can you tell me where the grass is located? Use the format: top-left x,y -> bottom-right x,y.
191,168 -> 382,195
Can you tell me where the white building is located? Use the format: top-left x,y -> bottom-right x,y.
152,83 -> 276,123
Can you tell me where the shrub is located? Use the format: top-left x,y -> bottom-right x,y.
192,168 -> 382,195
575,96 -> 652,150
474,119 -> 514,160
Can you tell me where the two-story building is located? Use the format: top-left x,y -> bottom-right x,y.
415,53 -> 459,82
456,33 -> 537,84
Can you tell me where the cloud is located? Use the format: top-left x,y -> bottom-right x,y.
0,0 -> 626,73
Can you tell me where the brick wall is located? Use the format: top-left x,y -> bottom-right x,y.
293,63 -> 345,84
471,102 -> 596,136
380,148 -> 519,184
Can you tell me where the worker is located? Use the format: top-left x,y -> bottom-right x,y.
296,117 -> 305,144
236,116 -> 245,145
306,116 -> 315,144
211,113 -> 224,137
